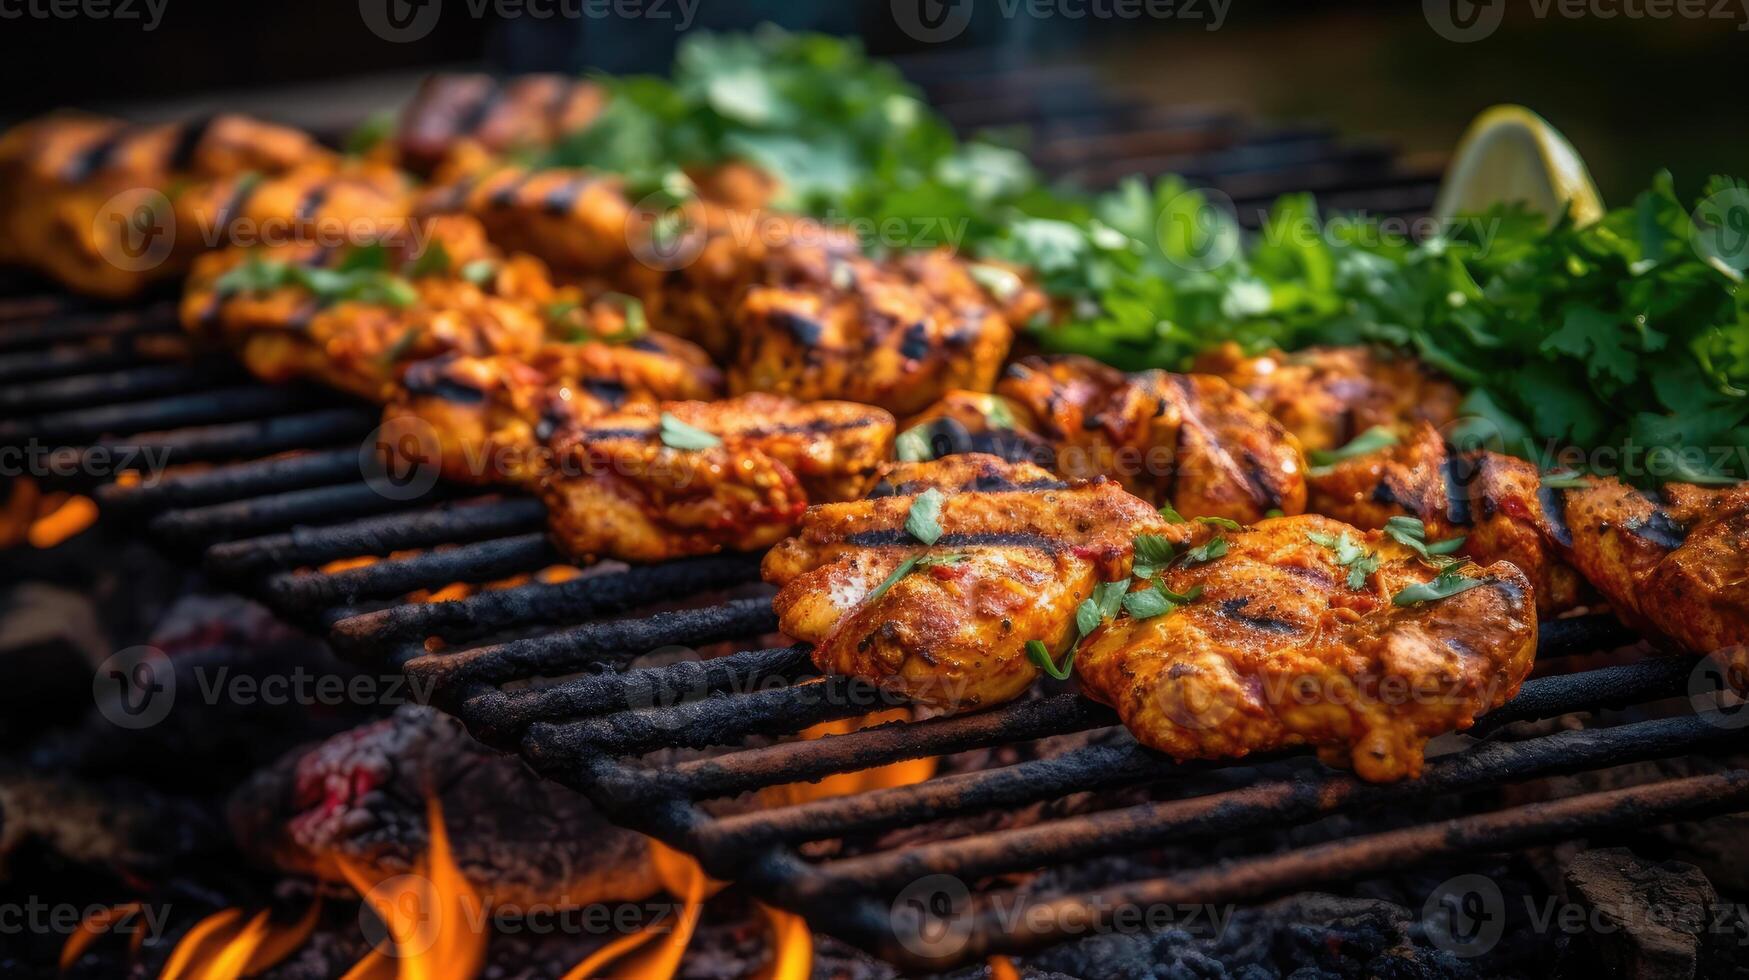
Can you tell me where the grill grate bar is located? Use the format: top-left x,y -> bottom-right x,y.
0,340 -> 181,385
262,530 -> 555,614
460,643 -> 816,750
79,408 -> 378,469
922,768 -> 1749,966
693,656 -> 1699,854
525,674 -> 892,767
411,596 -> 779,697
96,447 -> 362,515
0,304 -> 176,353
0,293 -> 87,323
204,495 -> 547,578
0,385 -> 330,447
664,693 -> 1116,799
147,480 -> 453,546
799,714 -> 1744,899
0,359 -> 244,415
328,553 -> 762,653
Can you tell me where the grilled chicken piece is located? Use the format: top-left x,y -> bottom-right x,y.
898,390 -> 1058,468
765,456 -> 1180,710
1554,479 -> 1749,655
384,331 -> 723,486
0,114 -> 335,296
541,394 -> 894,562
42,162 -> 415,300
731,251 -> 1028,415
987,355 -> 1308,522
1194,343 -> 1463,452
182,217 -> 551,401
1311,423 -> 1587,615
392,74 -> 608,179
1076,515 -> 1538,782
1312,422 -> 1749,652
424,167 -> 859,357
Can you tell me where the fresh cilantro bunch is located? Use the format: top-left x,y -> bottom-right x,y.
539,30 -> 1748,484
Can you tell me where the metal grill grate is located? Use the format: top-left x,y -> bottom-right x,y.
3,53 -> 1741,971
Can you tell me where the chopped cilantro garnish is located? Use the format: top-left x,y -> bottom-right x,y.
895,425 -> 934,462
904,488 -> 946,545
1384,516 -> 1467,566
1307,529 -> 1382,590
1026,638 -> 1077,681
1182,536 -> 1229,565
1392,565 -> 1488,606
658,412 -> 721,451
1308,427 -> 1400,469
865,552 -> 967,606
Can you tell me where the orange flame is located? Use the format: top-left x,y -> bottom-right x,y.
59,902 -> 145,972
154,899 -> 320,980
563,709 -> 935,980
336,798 -> 488,980
989,955 -> 1022,980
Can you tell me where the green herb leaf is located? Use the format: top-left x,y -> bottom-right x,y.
378,326 -> 424,366
1121,587 -> 1173,620
1094,579 -> 1128,621
1540,469 -> 1593,489
1383,516 -> 1467,565
658,412 -> 722,451
1182,536 -> 1228,565
1307,529 -> 1382,589
1196,516 -> 1242,531
344,111 -> 396,156
596,292 -> 649,343
459,260 -> 497,286
1133,534 -> 1178,571
406,241 -> 452,279
904,488 -> 946,545
1392,566 -> 1488,606
1074,597 -> 1102,638
1308,426 -> 1401,468
1158,503 -> 1186,524
1026,638 -> 1077,681
865,552 -> 967,606
895,425 -> 934,462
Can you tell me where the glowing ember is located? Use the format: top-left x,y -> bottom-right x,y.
989,955 -> 1022,980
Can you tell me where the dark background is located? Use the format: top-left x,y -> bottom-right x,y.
2,0 -> 1744,202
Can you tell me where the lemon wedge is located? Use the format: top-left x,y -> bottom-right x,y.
1433,105 -> 1604,226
